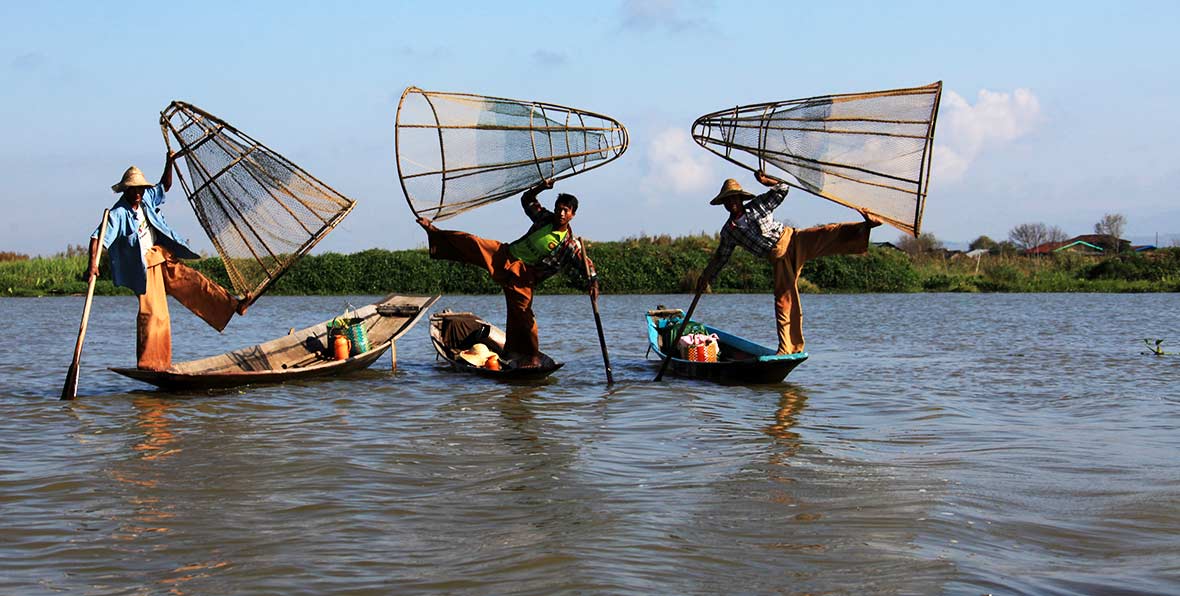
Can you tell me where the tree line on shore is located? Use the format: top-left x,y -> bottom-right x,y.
896,212 -> 1163,257
3,232 -> 1179,297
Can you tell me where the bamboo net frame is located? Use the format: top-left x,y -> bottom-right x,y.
395,87 -> 629,221
692,82 -> 942,236
160,102 -> 356,307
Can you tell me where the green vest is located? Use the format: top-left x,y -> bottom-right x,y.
509,224 -> 567,265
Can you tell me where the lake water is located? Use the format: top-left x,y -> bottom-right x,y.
2,293 -> 1178,595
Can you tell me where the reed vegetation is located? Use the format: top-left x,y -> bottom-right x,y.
4,241 -> 1178,297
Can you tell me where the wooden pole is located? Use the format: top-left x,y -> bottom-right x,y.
579,237 -> 612,385
62,209 -> 110,400
653,289 -> 704,382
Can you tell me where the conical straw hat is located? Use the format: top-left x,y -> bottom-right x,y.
709,178 -> 755,205
112,166 -> 153,192
458,343 -> 494,366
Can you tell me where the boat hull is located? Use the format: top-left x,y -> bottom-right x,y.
429,311 -> 563,380
646,308 -> 807,384
110,294 -> 439,391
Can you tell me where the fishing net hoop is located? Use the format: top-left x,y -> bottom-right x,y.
395,86 -> 629,222
160,101 -> 356,307
692,82 -> 942,236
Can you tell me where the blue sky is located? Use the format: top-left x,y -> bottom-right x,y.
3,0 -> 1179,255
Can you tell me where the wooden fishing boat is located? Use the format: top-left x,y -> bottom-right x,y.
111,294 -> 440,390
429,311 -> 563,380
646,307 -> 807,384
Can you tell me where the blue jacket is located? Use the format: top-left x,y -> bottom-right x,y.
92,184 -> 201,295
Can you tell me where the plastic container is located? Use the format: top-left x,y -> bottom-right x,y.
333,334 -> 351,360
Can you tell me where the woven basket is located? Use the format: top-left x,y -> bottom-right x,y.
680,342 -> 719,363
344,322 -> 369,355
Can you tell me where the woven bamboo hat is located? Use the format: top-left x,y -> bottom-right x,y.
112,166 -> 153,193
458,343 -> 494,366
710,178 -> 754,205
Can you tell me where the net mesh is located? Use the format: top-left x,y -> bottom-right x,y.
396,87 -> 629,221
692,82 -> 941,236
160,102 -> 355,304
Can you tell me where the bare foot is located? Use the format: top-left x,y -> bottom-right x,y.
859,209 -> 883,228
517,355 -> 543,369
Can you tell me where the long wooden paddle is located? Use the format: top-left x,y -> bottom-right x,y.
62,209 -> 111,400
653,288 -> 704,382
579,237 -> 613,385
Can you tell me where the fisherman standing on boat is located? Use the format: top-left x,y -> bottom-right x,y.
417,180 -> 599,368
87,152 -> 248,371
698,170 -> 882,355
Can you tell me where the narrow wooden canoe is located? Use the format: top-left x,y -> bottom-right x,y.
111,294 -> 440,390
429,310 -> 563,380
646,307 -> 807,384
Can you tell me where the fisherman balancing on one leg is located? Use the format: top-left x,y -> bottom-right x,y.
417,180 -> 599,368
87,152 -> 249,371
697,170 -> 882,355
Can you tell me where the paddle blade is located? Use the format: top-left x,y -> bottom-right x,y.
61,364 -> 79,399
395,87 -> 629,221
692,82 -> 942,236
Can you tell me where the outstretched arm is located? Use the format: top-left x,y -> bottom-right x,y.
159,151 -> 175,192
520,178 -> 554,217
87,212 -> 118,278
746,170 -> 789,213
86,237 -> 101,279
567,237 -> 599,296
581,249 -> 600,301
755,169 -> 783,187
697,236 -> 735,293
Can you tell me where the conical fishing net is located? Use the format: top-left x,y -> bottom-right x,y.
692,82 -> 941,236
395,87 -> 629,221
160,102 -> 356,306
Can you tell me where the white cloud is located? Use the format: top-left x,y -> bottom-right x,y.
531,50 -> 568,67
619,0 -> 713,32
640,127 -> 716,199
934,88 -> 1041,183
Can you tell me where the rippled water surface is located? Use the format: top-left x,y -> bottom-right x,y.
2,293 -> 1178,595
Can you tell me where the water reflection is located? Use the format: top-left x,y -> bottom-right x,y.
498,385 -> 542,440
765,388 -> 808,467
107,398 -> 230,593
132,396 -> 181,461
113,398 -> 178,567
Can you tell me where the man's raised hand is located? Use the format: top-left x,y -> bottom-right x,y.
755,169 -> 783,187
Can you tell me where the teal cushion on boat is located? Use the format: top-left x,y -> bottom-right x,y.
757,352 -> 808,362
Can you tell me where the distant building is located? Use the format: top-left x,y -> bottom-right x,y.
1025,241 -> 1069,255
1024,239 -> 1105,255
872,241 -> 902,252
1068,234 -> 1132,253
1024,234 -> 1134,256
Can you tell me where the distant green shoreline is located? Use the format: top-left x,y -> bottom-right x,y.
3,237 -> 1179,297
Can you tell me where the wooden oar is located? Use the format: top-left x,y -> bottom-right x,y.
653,288 -> 704,382
580,237 -> 613,385
62,209 -> 110,400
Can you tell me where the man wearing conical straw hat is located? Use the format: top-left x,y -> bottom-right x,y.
87,152 -> 248,371
698,170 -> 882,355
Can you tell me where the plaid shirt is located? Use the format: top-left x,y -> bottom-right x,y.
509,191 -> 598,288
701,184 -> 790,282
